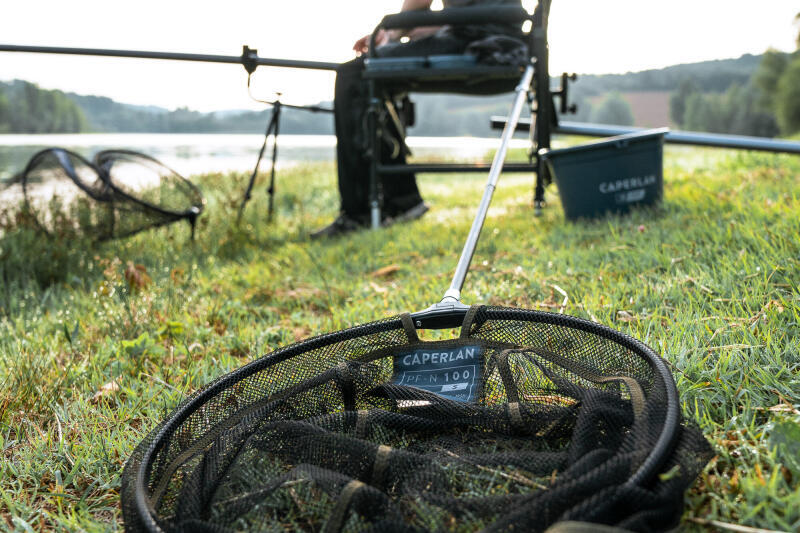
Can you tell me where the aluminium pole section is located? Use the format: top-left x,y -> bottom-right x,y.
441,62 -> 535,304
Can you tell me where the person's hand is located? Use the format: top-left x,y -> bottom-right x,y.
353,29 -> 391,55
407,26 -> 440,40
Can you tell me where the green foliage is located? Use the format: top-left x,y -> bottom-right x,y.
753,49 -> 789,111
576,54 -> 762,96
589,92 -> 634,126
0,92 -> 10,134
774,56 -> 800,135
681,83 -> 779,137
0,80 -> 87,134
65,91 -> 335,134
669,79 -> 698,127
1,150 -> 799,530
796,12 -> 800,49
0,224 -> 95,289
769,420 -> 800,476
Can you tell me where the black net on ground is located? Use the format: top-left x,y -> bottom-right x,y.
21,148 -> 113,238
94,150 -> 204,239
17,148 -> 204,241
121,306 -> 711,533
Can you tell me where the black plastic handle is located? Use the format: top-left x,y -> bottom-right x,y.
410,300 -> 470,329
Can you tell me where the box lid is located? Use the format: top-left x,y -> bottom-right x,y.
541,127 -> 669,160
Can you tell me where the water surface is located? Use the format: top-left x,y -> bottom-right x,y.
0,133 -> 530,181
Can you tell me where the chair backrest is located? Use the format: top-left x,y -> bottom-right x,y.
368,5 -> 538,59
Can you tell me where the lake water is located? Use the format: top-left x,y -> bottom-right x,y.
0,133 -> 532,181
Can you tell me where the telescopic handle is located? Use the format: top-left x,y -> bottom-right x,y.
442,62 -> 535,304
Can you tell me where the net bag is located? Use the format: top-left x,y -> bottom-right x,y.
120,63 -> 710,532
94,150 -> 204,239
20,148 -> 114,239
17,148 -> 204,241
120,307 -> 711,532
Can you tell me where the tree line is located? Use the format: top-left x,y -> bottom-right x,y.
668,13 -> 800,137
0,80 -> 87,133
668,49 -> 800,137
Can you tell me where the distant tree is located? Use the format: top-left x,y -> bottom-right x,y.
753,49 -> 788,111
683,93 -> 718,133
775,57 -> 800,135
590,93 -> 634,126
795,12 -> 799,49
681,84 -> 779,137
669,79 -> 698,127
3,81 -> 87,133
727,84 -> 780,137
0,91 -> 9,133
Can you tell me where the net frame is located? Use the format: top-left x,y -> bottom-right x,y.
94,149 -> 205,239
121,306 -> 698,532
16,147 -> 204,241
20,148 -> 113,238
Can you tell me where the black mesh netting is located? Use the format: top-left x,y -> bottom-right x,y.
121,306 -> 712,533
17,148 -> 204,240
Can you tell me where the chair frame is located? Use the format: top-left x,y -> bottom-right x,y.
362,1 -> 559,227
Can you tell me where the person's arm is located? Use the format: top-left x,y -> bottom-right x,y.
352,0 -> 435,55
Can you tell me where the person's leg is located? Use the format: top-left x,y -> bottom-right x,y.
375,30 -> 472,217
333,57 -> 370,223
318,29 -> 474,237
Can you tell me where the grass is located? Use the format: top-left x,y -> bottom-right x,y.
0,146 -> 799,531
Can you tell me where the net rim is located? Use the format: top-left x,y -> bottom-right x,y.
131,306 -> 680,532
21,148 -> 111,236
22,147 -> 108,198
94,149 -> 206,219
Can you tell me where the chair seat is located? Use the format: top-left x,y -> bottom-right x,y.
363,63 -> 523,95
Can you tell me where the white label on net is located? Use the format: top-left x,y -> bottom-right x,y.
392,345 -> 483,403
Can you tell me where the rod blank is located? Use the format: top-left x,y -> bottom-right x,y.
491,117 -> 800,155
0,44 -> 340,71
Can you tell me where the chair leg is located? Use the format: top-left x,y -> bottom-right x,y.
534,156 -> 546,216
367,84 -> 382,229
531,0 -> 552,216
528,97 -> 546,216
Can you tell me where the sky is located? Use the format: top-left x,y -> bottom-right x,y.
1,1 -> 797,112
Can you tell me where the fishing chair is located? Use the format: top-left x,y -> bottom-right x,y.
363,0 -> 574,227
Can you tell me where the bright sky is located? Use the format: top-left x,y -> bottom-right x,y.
1,1 -> 797,111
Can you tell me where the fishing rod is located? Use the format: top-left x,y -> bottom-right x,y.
0,44 -> 340,73
491,117 -> 800,155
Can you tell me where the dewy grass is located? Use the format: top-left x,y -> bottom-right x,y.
0,149 -> 799,531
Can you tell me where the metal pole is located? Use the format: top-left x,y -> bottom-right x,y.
267,102 -> 281,223
490,117 -> 800,155
442,63 -> 535,304
0,44 -> 340,71
555,122 -> 800,155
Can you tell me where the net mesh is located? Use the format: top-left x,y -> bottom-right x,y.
94,150 -> 204,238
121,306 -> 711,533
17,148 -> 204,241
21,148 -> 113,238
